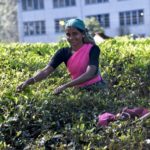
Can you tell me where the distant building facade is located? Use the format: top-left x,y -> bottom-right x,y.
17,0 -> 150,43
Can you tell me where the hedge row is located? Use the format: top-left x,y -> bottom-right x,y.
0,37 -> 150,149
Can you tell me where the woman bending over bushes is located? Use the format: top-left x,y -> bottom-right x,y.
17,19 -> 106,94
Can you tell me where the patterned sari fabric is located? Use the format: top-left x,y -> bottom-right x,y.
98,112 -> 116,126
67,43 -> 102,88
98,107 -> 149,126
121,107 -> 149,118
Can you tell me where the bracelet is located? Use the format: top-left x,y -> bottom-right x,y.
32,77 -> 36,83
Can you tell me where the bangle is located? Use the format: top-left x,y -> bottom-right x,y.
32,77 -> 36,83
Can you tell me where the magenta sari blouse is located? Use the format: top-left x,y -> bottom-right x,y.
67,43 -> 102,87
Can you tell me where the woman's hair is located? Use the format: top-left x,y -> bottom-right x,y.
76,28 -> 95,45
65,18 -> 95,45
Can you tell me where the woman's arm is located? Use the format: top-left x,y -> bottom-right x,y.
53,45 -> 100,94
53,65 -> 97,94
17,65 -> 54,92
32,65 -> 55,82
65,65 -> 97,87
17,47 -> 67,92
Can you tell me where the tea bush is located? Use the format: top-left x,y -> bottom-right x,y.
0,37 -> 150,149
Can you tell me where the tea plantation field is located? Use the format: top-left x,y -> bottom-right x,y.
0,37 -> 150,149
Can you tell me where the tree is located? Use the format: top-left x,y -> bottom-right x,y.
84,17 -> 104,36
0,0 -> 18,42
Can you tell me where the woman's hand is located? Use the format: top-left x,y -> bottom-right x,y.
16,78 -> 34,92
16,65 -> 55,92
53,84 -> 67,95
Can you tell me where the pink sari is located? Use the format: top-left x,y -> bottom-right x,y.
67,43 -> 102,87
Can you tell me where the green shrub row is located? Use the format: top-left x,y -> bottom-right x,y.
0,37 -> 150,149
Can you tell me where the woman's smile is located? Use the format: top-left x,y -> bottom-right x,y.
65,27 -> 84,50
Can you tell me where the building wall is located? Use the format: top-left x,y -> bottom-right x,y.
115,0 -> 150,37
18,0 -> 150,43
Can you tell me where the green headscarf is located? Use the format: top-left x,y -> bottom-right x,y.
65,19 -> 85,31
65,18 -> 95,45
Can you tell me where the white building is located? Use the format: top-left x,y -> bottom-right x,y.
17,0 -> 150,43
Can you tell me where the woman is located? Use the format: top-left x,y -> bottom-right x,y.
17,18 -> 105,94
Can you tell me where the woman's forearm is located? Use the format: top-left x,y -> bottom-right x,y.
65,72 -> 94,88
53,71 -> 95,94
64,66 -> 96,88
17,65 -> 55,92
53,66 -> 97,94
28,65 -> 54,84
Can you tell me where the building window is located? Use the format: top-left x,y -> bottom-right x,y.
85,0 -> 109,5
87,14 -> 110,28
119,9 -> 144,26
53,0 -> 76,8
126,11 -> 131,25
22,0 -> 44,11
55,17 -> 75,33
23,21 -> 46,36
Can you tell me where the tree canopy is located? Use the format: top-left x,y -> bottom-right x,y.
0,0 -> 18,42
84,17 -> 104,36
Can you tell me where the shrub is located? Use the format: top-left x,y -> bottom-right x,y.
0,37 -> 149,149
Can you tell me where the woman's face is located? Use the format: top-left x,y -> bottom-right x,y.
65,27 -> 84,48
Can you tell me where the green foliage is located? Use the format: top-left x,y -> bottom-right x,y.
100,37 -> 150,100
0,38 -> 150,149
0,0 -> 18,42
84,17 -> 104,35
